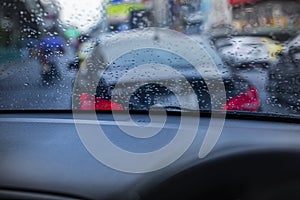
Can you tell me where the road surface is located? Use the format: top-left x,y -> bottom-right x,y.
0,50 -> 77,110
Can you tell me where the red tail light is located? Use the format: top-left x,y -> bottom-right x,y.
224,87 -> 260,111
80,93 -> 123,111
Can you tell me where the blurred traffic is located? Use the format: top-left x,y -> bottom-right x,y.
213,36 -> 282,68
0,0 -> 299,113
266,33 -> 300,112
75,35 -> 260,112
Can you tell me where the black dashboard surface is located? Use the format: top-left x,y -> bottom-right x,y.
0,112 -> 300,199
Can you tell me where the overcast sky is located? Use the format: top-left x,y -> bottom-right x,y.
55,0 -> 104,32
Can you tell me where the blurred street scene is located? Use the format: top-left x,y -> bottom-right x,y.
0,0 -> 299,113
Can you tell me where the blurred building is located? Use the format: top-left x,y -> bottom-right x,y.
39,0 -> 62,33
0,0 -> 45,47
0,0 -> 64,48
203,0 -> 232,30
230,0 -> 300,40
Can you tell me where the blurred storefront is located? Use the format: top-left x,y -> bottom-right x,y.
105,0 -> 153,31
230,0 -> 300,40
165,0 -> 232,33
104,0 -> 209,33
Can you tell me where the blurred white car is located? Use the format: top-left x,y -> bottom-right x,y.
214,36 -> 282,67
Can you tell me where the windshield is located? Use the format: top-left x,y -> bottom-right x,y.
0,0 -> 299,118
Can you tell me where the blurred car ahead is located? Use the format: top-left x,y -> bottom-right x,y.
74,31 -> 260,112
266,33 -> 300,113
214,36 -> 282,68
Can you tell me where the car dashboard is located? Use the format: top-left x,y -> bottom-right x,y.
0,111 -> 300,200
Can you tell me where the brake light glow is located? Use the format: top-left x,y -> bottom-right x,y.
224,87 -> 260,111
80,93 -> 123,111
